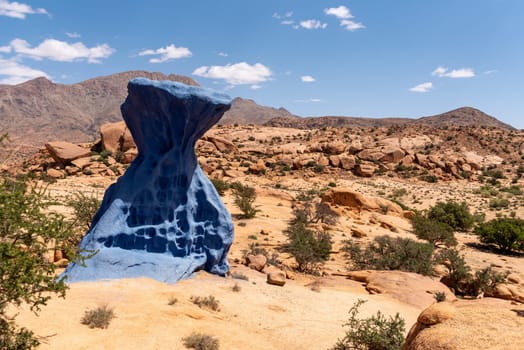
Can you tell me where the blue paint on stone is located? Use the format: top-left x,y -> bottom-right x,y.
62,79 -> 234,283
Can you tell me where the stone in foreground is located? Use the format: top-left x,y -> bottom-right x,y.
63,78 -> 233,283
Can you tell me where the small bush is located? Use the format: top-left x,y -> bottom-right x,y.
232,283 -> 241,292
168,296 -> 178,306
80,305 -> 115,329
284,210 -> 332,272
230,182 -> 257,219
427,201 -> 474,231
230,271 -> 249,281
489,198 -> 510,209
435,249 -> 507,296
475,218 -> 524,252
411,214 -> 457,247
190,295 -> 220,312
210,179 -> 229,196
182,332 -> 219,350
331,299 -> 405,350
68,192 -> 101,229
344,236 -> 434,276
433,291 -> 446,302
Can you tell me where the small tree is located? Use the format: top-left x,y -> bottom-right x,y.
427,201 -> 474,231
230,182 -> 257,219
344,236 -> 435,276
411,214 -> 457,247
0,178 -> 76,349
475,218 -> 524,252
285,210 -> 332,272
331,299 -> 405,350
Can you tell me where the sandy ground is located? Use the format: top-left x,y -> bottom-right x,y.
13,172 -> 524,349
16,268 -> 421,350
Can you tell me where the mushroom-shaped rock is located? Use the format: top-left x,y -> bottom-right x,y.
62,79 -> 234,283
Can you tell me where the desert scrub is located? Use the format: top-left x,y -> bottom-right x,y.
475,218 -> 524,252
210,178 -> 229,196
190,295 -> 220,311
426,200 -> 474,231
230,182 -> 257,219
182,332 -> 219,350
80,305 -> 115,329
284,209 -> 332,273
411,214 -> 457,247
331,299 -> 405,350
0,173 -> 81,349
230,271 -> 249,281
344,236 -> 434,276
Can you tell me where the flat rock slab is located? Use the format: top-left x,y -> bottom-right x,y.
45,141 -> 91,164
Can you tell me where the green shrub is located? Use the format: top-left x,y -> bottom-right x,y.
331,299 -> 405,350
190,295 -> 220,312
475,218 -> 524,252
435,249 -> 508,296
230,182 -> 257,219
284,210 -> 332,272
427,201 -> 474,231
411,214 -> 457,247
68,192 -> 101,230
0,177 -> 78,349
344,236 -> 434,276
488,198 -> 510,209
182,332 -> 219,350
210,179 -> 229,196
80,305 -> 115,329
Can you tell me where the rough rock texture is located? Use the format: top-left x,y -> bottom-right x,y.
346,270 -> 456,309
45,141 -> 91,164
63,78 -> 234,283
322,188 -> 404,216
403,298 -> 524,350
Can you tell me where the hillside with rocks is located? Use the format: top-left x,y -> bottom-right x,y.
4,117 -> 524,349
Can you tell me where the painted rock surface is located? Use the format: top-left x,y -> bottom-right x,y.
63,78 -> 234,283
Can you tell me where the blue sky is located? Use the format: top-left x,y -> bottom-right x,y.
1,1 -> 523,128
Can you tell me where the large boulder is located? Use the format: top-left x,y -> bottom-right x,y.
62,79 -> 234,283
100,121 -> 135,154
403,298 -> 524,350
45,141 -> 91,164
354,163 -> 376,177
322,188 -> 404,216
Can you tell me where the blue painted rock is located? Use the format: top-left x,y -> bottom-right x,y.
62,78 -> 234,283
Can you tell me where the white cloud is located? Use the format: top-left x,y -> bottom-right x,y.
250,84 -> 262,90
192,62 -> 272,86
324,6 -> 353,19
340,19 -> 365,31
8,38 -> 114,63
409,82 -> 433,93
281,20 -> 294,25
66,32 -> 81,38
301,75 -> 315,83
218,51 -> 228,57
0,0 -> 47,19
138,44 -> 192,63
0,57 -> 50,84
300,19 -> 327,30
432,66 -> 475,78
0,45 -> 11,53
484,69 -> 498,75
294,98 -> 322,103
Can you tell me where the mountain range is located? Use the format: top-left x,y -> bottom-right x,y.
0,71 -> 514,149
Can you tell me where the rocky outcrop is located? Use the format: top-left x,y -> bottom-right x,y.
322,188 -> 404,216
403,299 -> 524,350
45,141 -> 91,164
63,78 -> 234,283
